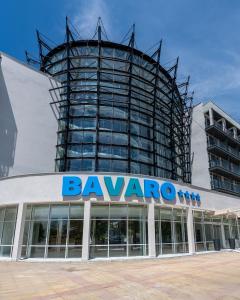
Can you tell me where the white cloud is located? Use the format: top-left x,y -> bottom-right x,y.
191,62 -> 240,102
72,0 -> 111,39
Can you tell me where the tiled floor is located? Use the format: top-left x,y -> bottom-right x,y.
0,252 -> 240,299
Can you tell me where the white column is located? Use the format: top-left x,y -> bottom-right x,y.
233,128 -> 237,139
187,207 -> 195,254
222,119 -> 226,132
221,223 -> 226,248
82,200 -> 91,261
12,203 -> 27,260
209,108 -> 214,126
148,202 -> 156,257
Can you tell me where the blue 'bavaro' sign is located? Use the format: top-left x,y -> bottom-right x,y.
62,176 -> 200,203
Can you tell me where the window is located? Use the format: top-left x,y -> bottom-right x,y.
0,206 -> 18,257
21,204 -> 84,259
155,207 -> 188,255
90,204 -> 148,258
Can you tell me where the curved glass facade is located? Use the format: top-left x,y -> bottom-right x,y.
42,40 -> 191,182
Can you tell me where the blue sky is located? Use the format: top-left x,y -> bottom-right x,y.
1,0 -> 240,120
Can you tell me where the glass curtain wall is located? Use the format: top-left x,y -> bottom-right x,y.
0,206 -> 18,257
21,204 -> 84,259
193,210 -> 240,251
155,207 -> 188,255
90,203 -> 148,258
42,41 -> 191,183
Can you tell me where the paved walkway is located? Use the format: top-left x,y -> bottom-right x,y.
0,252 -> 240,299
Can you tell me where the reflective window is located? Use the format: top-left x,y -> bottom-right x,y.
52,44 -> 191,182
0,206 -> 17,257
90,204 -> 148,258
155,207 -> 188,255
21,204 -> 84,259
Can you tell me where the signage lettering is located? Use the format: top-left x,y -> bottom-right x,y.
62,176 -> 201,203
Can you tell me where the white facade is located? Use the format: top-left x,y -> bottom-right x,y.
0,172 -> 239,261
0,53 -> 58,177
191,103 -> 211,189
191,101 -> 240,196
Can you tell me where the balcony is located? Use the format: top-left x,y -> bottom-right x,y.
209,160 -> 240,181
206,122 -> 240,147
207,140 -> 240,163
211,179 -> 240,196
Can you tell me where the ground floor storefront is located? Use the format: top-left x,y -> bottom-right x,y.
0,173 -> 240,261
0,202 -> 240,260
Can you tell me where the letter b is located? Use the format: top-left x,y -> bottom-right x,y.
62,176 -> 81,196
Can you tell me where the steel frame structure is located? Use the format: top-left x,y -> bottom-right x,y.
32,18 -> 193,183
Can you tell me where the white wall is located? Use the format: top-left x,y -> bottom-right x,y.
191,103 -> 211,189
0,172 -> 239,211
0,53 -> 58,177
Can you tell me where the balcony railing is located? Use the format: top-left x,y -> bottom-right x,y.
209,160 -> 240,177
212,179 -> 240,195
208,140 -> 240,159
206,121 -> 240,143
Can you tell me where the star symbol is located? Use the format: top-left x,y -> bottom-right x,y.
178,190 -> 184,198
196,194 -> 201,202
190,192 -> 196,200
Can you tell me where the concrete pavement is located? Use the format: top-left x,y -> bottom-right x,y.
0,252 -> 240,299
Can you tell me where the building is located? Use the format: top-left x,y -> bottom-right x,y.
192,102 -> 240,196
0,21 -> 239,261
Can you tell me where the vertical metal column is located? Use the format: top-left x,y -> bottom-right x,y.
94,23 -> 102,172
63,17 -> 72,171
152,41 -> 162,177
127,25 -> 135,174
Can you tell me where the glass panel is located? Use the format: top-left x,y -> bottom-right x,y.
128,206 -> 146,219
67,247 -> 82,258
4,207 -> 17,221
48,220 -> 68,245
32,205 -> 49,220
161,221 -> 172,243
109,220 -> 127,244
91,205 -> 109,219
1,222 -> 15,245
90,245 -> 108,258
0,246 -> 12,257
128,244 -> 147,256
205,224 -> 213,241
231,226 -> 239,239
172,209 -> 182,221
47,247 -> 66,258
162,244 -> 173,254
68,220 -> 83,245
154,208 -> 160,221
110,205 -> 127,219
195,223 -> 204,242
155,221 -> 161,244
174,222 -> 183,243
30,221 -> 48,245
160,209 -> 172,221
0,222 -> 3,243
69,204 -> 84,219
90,220 -> 108,245
50,205 -> 69,219
0,209 -> 5,222
128,220 -> 146,244
109,245 -> 127,257
30,246 -> 45,258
